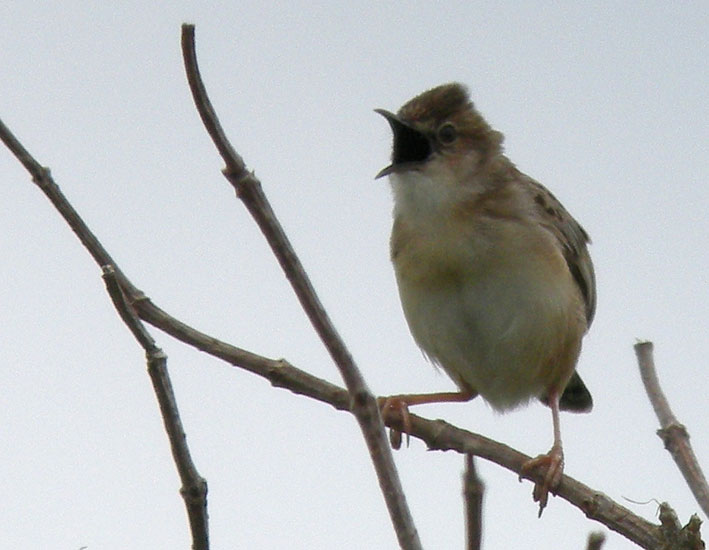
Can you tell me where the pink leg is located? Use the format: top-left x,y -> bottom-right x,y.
521,389 -> 564,515
379,388 -> 477,448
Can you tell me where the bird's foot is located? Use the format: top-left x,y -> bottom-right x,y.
520,444 -> 564,516
377,396 -> 412,449
377,389 -> 475,449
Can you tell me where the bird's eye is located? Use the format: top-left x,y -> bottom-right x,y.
437,123 -> 457,144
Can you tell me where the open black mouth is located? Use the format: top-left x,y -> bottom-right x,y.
375,109 -> 431,178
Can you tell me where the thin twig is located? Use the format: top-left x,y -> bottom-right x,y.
102,266 -> 209,550
634,342 -> 709,517
0,118 -> 139,297
180,23 -> 421,550
463,454 -> 483,550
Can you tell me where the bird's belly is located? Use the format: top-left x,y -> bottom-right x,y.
396,252 -> 583,411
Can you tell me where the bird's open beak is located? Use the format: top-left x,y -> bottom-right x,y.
374,109 -> 431,179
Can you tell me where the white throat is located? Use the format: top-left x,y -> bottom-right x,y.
389,170 -> 460,221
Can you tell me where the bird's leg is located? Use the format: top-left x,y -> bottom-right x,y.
378,388 -> 477,448
521,389 -> 564,515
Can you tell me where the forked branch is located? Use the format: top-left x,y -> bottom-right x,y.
103,266 -> 209,550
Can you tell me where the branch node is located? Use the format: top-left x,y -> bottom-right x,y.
658,423 -> 690,450
180,477 -> 208,504
658,502 -> 704,550
222,166 -> 258,196
32,165 -> 52,187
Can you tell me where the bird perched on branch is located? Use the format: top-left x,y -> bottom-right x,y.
376,83 -> 595,513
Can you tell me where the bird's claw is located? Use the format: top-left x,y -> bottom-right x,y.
520,445 -> 564,516
378,396 -> 412,449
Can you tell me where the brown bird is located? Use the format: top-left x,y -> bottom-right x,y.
376,83 -> 595,512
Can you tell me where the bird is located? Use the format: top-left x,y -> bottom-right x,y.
375,82 -> 595,513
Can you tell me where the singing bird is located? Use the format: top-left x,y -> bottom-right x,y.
375,83 -> 595,512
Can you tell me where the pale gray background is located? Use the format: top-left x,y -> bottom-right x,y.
1,2 -> 707,549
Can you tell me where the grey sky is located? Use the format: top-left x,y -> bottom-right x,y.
2,3 -> 707,548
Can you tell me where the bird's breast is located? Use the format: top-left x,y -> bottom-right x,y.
391,210 -> 585,411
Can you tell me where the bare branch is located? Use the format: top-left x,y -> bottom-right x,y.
132,301 -> 705,550
132,292 -> 351,411
635,342 -> 709,517
113,282 -> 699,550
180,23 -> 421,550
398,412 -> 663,549
0,118 -> 139,297
102,266 -> 209,550
463,454 -> 483,550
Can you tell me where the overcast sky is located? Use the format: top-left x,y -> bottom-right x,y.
2,2 -> 708,549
